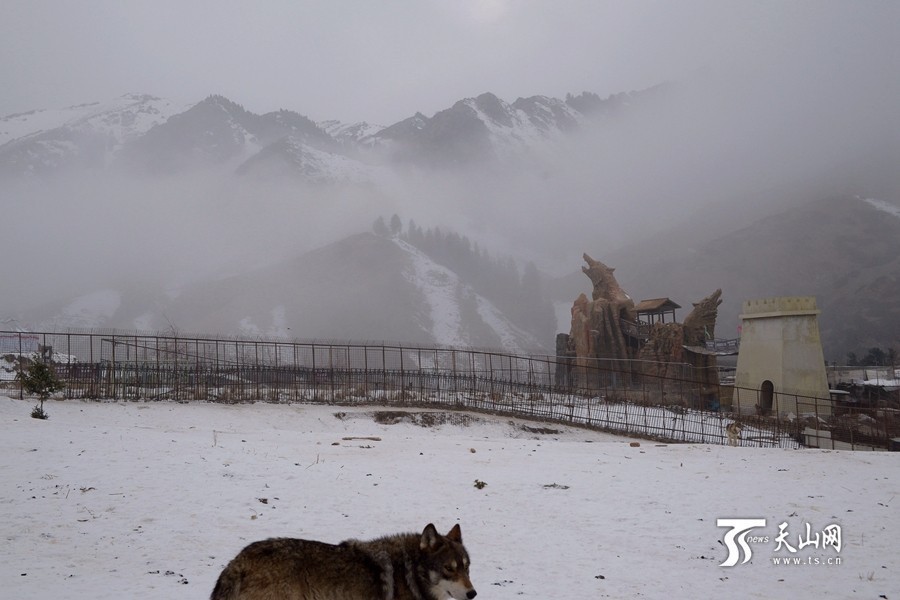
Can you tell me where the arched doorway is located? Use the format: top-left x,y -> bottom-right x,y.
759,380 -> 774,415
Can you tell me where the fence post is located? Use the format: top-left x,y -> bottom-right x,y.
363,345 -> 369,397
111,335 -> 118,399
699,403 -> 706,443
171,334 -> 178,399
290,341 -> 299,402
17,332 -> 23,400
89,333 -> 95,396
193,338 -> 199,400
329,346 -> 335,402
419,348 -> 425,399
586,386 -> 593,425
451,350 -> 457,399
65,333 -> 72,398
214,339 -> 220,400
813,393 -> 828,449
311,344 -> 317,400
233,339 -> 240,401
489,353 -> 495,398
253,341 -> 259,400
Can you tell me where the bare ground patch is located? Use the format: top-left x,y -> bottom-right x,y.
334,409 -> 564,435
335,410 -> 482,428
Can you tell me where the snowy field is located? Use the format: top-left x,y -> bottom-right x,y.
1,396 -> 896,599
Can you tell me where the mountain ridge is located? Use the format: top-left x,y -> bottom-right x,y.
0,87 -> 655,181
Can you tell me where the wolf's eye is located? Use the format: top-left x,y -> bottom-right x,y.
443,564 -> 456,574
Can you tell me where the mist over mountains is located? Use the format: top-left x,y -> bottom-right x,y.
2,76 -> 898,359
0,88 -> 642,179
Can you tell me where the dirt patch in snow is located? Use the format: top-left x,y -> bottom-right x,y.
334,410 -> 564,435
335,410 -> 482,428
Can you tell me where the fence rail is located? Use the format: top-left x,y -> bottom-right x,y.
2,330 -> 897,450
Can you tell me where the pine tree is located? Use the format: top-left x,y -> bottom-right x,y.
19,359 -> 62,419
390,214 -> 403,236
372,216 -> 389,237
407,219 -> 424,246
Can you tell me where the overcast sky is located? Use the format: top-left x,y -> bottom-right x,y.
2,1 -> 897,125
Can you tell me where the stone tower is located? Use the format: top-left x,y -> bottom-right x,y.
734,297 -> 831,416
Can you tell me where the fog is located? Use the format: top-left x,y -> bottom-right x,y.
388,57 -> 899,269
2,1 -> 898,334
4,2 -> 897,125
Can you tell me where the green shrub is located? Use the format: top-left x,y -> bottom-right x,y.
19,359 -> 63,419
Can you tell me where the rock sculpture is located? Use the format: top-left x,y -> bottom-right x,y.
568,255 -> 638,386
581,253 -> 636,320
638,289 -> 723,406
637,322 -> 685,379
682,288 -> 724,397
562,252 -> 724,405
682,288 -> 723,348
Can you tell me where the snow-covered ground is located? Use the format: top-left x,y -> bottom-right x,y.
0,396 -> 896,599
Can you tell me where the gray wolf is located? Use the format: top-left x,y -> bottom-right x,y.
725,422 -> 743,446
211,523 -> 476,600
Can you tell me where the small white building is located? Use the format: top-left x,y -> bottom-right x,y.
734,297 -> 832,417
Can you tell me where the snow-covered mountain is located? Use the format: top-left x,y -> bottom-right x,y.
117,95 -> 342,175
0,94 -> 186,176
0,89 -> 648,181
18,233 -> 544,353
317,119 -> 385,145
235,136 -> 382,183
356,91 -> 648,169
0,93 -> 183,148
364,92 -> 582,166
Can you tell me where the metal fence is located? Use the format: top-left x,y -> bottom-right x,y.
2,329 -> 896,450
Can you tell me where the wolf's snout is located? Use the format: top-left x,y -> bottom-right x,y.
466,590 -> 477,599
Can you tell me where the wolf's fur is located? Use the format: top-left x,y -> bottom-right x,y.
726,422 -> 742,446
211,523 -> 476,600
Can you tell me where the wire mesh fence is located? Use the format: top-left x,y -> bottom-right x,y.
2,329 -> 896,449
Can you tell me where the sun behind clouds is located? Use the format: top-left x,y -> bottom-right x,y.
461,0 -> 510,24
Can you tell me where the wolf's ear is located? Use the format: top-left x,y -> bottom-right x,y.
447,523 -> 462,543
421,523 -> 440,550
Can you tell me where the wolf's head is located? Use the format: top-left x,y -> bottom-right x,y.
420,523 -> 477,600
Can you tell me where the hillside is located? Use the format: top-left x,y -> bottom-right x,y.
18,233 -> 545,353
554,195 -> 900,361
